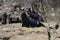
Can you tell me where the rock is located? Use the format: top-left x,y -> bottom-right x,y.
34,27 -> 48,34
0,32 -> 5,38
2,27 -> 12,32
56,27 -> 60,34
0,39 -> 3,40
49,27 -> 57,40
9,33 -> 48,40
22,27 -> 34,35
0,23 -> 22,38
55,27 -> 60,38
20,27 -> 48,35
42,22 -> 57,28
55,38 -> 60,40
0,24 -> 48,39
50,32 -> 57,40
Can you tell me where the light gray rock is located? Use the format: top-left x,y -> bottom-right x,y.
42,22 -> 57,28
0,39 -> 3,40
55,38 -> 60,40
50,33 -> 57,40
56,27 -> 60,35
9,33 -> 48,40
0,23 -> 22,38
21,27 -> 48,35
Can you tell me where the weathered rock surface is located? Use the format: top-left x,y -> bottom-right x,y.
0,23 -> 48,40
55,38 -> 60,40
9,33 -> 48,40
0,22 -> 59,40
